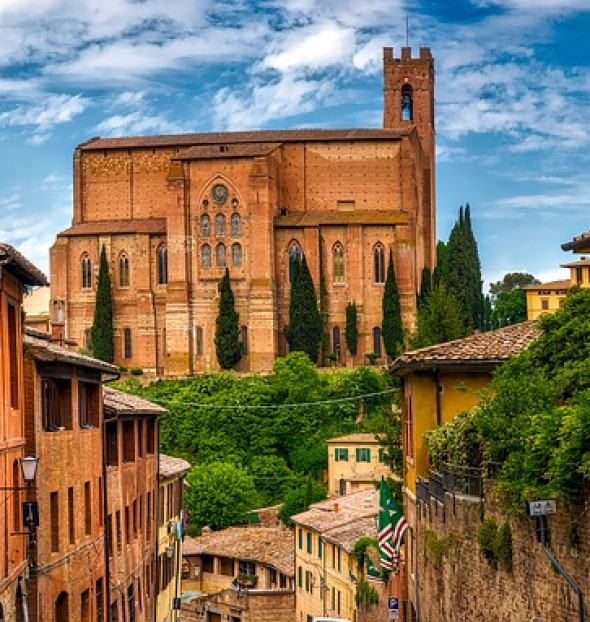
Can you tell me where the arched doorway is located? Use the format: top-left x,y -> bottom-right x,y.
55,592 -> 69,622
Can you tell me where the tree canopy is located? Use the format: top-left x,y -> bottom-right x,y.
91,245 -> 114,363
411,284 -> 465,348
489,272 -> 539,300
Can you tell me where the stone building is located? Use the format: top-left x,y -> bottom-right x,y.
50,46 -> 436,374
0,244 -> 47,621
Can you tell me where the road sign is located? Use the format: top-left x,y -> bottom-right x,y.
388,597 -> 399,619
526,500 -> 556,517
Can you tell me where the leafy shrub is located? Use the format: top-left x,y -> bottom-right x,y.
477,519 -> 512,571
129,367 -> 143,376
355,579 -> 379,608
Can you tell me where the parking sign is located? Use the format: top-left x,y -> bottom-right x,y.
388,597 -> 399,620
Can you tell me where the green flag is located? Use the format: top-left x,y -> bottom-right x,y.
378,479 -> 408,570
366,557 -> 383,583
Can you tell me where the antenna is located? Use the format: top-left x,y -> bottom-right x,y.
406,15 -> 409,47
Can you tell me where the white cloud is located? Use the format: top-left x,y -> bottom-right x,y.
0,94 -> 87,133
96,112 -> 188,137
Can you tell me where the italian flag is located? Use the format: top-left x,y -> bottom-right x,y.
378,478 -> 408,570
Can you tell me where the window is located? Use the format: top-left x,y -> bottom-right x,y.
374,245 -> 385,284
55,592 -> 69,622
123,420 -> 135,463
96,578 -> 104,622
241,326 -> 248,355
12,461 -> 19,532
337,547 -> 341,572
79,382 -> 99,428
201,555 -> 214,573
334,448 -> 348,462
231,213 -> 241,237
127,585 -> 135,622
332,326 -> 341,358
239,560 -> 256,576
404,377 -> 414,460
116,510 -> 122,552
68,487 -> 75,544
81,589 -> 90,622
201,214 -> 211,238
288,242 -> 301,282
146,493 -> 151,542
231,243 -> 242,267
306,532 -> 313,554
333,243 -> 345,283
576,266 -> 583,283
216,243 -> 226,268
123,328 -> 132,358
81,254 -> 92,289
196,327 -> 203,356
305,570 -> 313,593
125,506 -> 130,544
137,420 -> 144,458
298,566 -> 302,588
298,528 -> 303,550
119,253 -> 130,287
401,83 -> 413,121
84,329 -> 92,351
85,481 -> 91,535
7,302 -> 18,409
220,557 -> 234,576
157,244 -> 168,285
356,448 -> 371,462
42,378 -> 72,431
373,327 -> 382,357
337,589 -> 341,615
201,244 -> 211,269
318,539 -> 323,559
106,421 -> 118,466
51,491 -> 59,552
215,213 -> 226,237
541,299 -> 549,311
98,477 -> 104,527
107,514 -> 113,558
146,419 -> 155,453
378,447 -> 385,463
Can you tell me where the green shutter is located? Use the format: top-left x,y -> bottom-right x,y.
343,448 -> 349,461
298,528 -> 303,550
298,566 -> 302,587
367,448 -> 371,462
355,448 -> 361,461
318,539 -> 323,559
307,532 -> 312,554
378,447 -> 384,463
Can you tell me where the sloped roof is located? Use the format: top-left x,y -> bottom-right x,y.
103,386 -> 166,416
391,321 -> 540,374
0,243 -> 48,286
321,515 -> 377,554
522,280 -> 570,291
562,230 -> 590,252
183,527 -> 294,576
159,454 -> 191,479
79,128 -> 407,151
327,434 -> 382,444
57,219 -> 166,237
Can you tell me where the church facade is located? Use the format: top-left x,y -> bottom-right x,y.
50,46 -> 436,375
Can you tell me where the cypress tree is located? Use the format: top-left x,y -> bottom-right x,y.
411,284 -> 465,348
91,245 -> 114,363
464,204 -> 484,329
433,240 -> 448,288
345,301 -> 358,356
318,236 -> 329,365
382,250 -> 404,359
284,254 -> 323,363
215,268 -> 242,370
418,267 -> 432,310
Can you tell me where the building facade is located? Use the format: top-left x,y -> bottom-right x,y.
50,46 -> 436,375
0,244 -> 47,621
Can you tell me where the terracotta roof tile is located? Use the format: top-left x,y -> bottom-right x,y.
79,128 -> 407,151
391,321 -> 540,374
327,434 -> 382,444
522,280 -> 570,291
322,516 -> 378,553
561,259 -> 590,267
57,219 -> 166,237
562,231 -> 590,252
183,527 -> 294,576
159,454 -> 191,479
103,386 -> 167,416
0,242 -> 48,286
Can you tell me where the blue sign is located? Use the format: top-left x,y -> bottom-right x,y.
388,597 -> 399,611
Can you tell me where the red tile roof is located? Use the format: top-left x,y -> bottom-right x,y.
562,231 -> 590,252
103,386 -> 167,416
57,219 -> 166,237
79,128 -> 407,151
159,454 -> 191,479
0,242 -> 48,286
522,280 -> 570,291
327,433 -> 382,444
391,321 -> 540,374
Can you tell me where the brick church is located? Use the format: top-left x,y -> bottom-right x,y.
50,46 -> 435,375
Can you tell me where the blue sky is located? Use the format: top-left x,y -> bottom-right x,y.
2,0 -> 590,290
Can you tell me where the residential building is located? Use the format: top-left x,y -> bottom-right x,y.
156,454 -> 191,622
181,526 -> 294,622
103,386 -> 164,622
292,489 -> 388,622
22,330 -> 118,622
50,46 -> 436,375
523,280 -> 569,319
390,321 -> 540,620
0,243 -> 47,620
327,433 -> 390,496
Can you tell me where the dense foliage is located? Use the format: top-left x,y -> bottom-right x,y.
284,255 -> 323,363
91,245 -> 114,363
424,288 -> 590,508
345,301 -> 358,356
278,476 -> 328,525
215,268 -> 242,370
417,267 -> 432,310
382,250 -> 404,358
489,272 -> 539,300
411,284 -> 465,349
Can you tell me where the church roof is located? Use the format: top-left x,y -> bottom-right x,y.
79,128 -> 408,151
58,218 -> 167,237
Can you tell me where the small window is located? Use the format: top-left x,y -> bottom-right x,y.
298,566 -> 302,587
298,528 -> 303,550
241,326 -> 248,355
334,448 -> 348,462
106,421 -> 118,466
356,448 -> 371,462
216,243 -> 226,268
373,327 -> 382,357
576,267 -> 583,284
239,560 -> 256,576
332,326 -> 341,358
119,253 -> 130,287
96,578 -> 104,622
85,481 -> 92,535
42,378 -> 73,431
79,382 -> 99,428
51,491 -> 59,552
220,557 -> 234,576
231,243 -> 242,267
333,243 -> 345,283
306,532 -> 313,554
84,329 -> 92,351
157,244 -> 168,285
374,245 -> 385,284
81,253 -> 92,290
201,555 -> 214,573
123,420 -> 135,463
215,213 -> 226,237
401,83 -> 413,121
196,327 -> 203,356
201,244 -> 211,269
116,510 -> 122,552
146,419 -> 155,454
318,539 -> 323,559
123,328 -> 132,359
541,299 -> 549,311
288,242 -> 301,282
231,213 -> 241,237
201,214 -> 211,238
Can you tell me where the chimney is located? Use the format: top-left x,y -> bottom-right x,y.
333,503 -> 339,513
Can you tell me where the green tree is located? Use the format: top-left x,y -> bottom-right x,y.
215,268 -> 242,370
278,477 -> 327,525
433,241 -> 447,287
284,254 -> 323,363
489,272 -> 539,301
382,250 -> 404,358
411,284 -> 465,348
345,301 -> 359,356
91,245 -> 114,363
248,455 -> 298,507
418,267 -> 432,310
492,289 -> 528,328
185,462 -> 257,530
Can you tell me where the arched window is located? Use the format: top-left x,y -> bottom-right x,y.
401,84 -> 413,121
232,243 -> 242,267
332,326 -> 341,357
157,244 -> 168,285
288,241 -> 302,282
0,603 -> 4,621
216,243 -> 226,268
201,244 -> 211,269
81,253 -> 92,289
119,253 -> 130,287
333,243 -> 345,283
55,592 -> 69,622
231,213 -> 241,237
215,213 -> 226,238
241,326 -> 248,355
196,327 -> 203,356
201,214 -> 211,238
373,327 -> 382,357
374,245 -> 385,284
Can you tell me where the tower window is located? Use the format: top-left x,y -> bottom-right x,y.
333,243 -> 345,283
332,326 -> 341,357
157,244 -> 168,285
201,244 -> 211,269
373,327 -> 382,357
288,241 -> 302,282
401,84 -> 413,121
215,213 -> 226,238
201,214 -> 211,238
241,326 -> 248,355
374,245 -> 385,284
123,328 -> 132,359
119,253 -> 130,288
232,243 -> 242,267
216,243 -> 226,268
231,213 -> 241,237
81,253 -> 92,290
196,327 -> 203,356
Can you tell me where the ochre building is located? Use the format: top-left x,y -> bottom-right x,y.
50,46 -> 436,374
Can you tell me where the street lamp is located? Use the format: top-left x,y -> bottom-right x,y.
20,456 -> 38,483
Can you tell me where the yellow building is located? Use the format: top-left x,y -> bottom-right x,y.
156,454 -> 191,622
390,321 -> 539,619
327,433 -> 390,496
292,489 -> 383,622
523,280 -> 570,319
